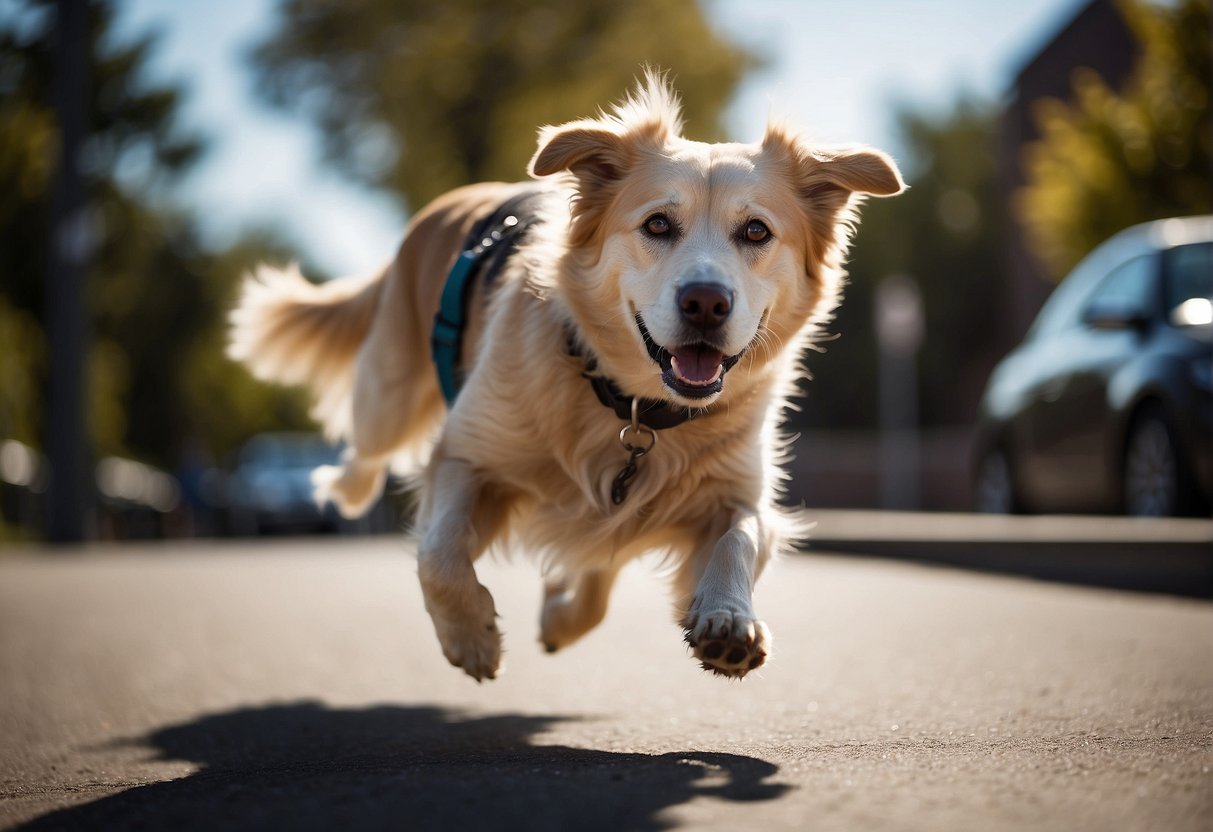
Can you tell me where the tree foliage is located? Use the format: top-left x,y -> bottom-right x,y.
0,1 -> 311,470
1015,0 -> 1212,279
251,0 -> 757,211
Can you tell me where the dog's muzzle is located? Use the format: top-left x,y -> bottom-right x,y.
635,314 -> 744,400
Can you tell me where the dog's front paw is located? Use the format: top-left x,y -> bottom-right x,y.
427,583 -> 503,682
682,604 -> 770,679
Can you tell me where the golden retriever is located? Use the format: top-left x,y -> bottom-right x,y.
228,74 -> 903,680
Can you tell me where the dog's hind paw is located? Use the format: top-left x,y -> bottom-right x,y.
682,606 -> 770,679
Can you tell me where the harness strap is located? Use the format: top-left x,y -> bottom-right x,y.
432,189 -> 545,403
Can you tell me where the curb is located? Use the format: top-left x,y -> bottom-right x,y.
803,510 -> 1213,599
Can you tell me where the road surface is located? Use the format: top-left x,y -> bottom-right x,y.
1,537 -> 1210,830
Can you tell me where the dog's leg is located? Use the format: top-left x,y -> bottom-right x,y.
675,511 -> 773,678
415,455 -> 508,681
539,568 -> 620,653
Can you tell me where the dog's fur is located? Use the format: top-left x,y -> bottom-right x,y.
228,75 -> 903,680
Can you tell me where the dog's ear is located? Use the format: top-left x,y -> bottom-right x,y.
529,71 -> 681,185
763,125 -> 905,215
529,122 -> 629,187
529,111 -> 671,247
801,147 -> 905,207
529,123 -> 639,246
764,126 -> 905,276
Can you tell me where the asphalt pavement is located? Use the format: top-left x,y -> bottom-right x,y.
1,531 -> 1210,831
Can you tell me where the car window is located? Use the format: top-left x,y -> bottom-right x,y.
1163,242 -> 1213,313
1081,254 -> 1155,320
1026,230 -> 1148,340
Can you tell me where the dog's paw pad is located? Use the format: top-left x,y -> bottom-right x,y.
682,609 -> 770,679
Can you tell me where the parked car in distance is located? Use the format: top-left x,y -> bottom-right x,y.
974,216 -> 1212,517
227,432 -> 342,534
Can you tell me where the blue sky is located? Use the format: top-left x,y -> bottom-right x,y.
109,0 -> 1089,275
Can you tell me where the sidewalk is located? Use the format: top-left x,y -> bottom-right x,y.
806,510 -> 1213,598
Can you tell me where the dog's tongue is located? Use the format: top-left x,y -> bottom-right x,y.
670,346 -> 725,386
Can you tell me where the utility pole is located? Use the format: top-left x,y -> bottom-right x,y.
45,0 -> 92,542
875,275 -> 924,511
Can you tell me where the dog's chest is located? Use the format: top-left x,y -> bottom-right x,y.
497,431 -> 736,560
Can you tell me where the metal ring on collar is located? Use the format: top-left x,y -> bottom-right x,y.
619,398 -> 657,454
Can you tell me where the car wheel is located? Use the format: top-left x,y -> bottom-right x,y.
975,448 -> 1019,514
1123,408 -> 1183,517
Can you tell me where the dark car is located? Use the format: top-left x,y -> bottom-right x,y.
974,216 -> 1212,517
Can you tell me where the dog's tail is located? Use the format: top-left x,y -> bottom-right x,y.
227,263 -> 384,441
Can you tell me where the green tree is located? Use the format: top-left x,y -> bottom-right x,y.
251,0 -> 756,211
1015,0 -> 1212,279
0,1 -> 311,472
0,2 -> 203,315
1,1 -> 198,459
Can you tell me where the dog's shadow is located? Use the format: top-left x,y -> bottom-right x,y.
17,701 -> 788,831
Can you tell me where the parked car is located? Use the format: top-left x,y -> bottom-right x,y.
227,432 -> 343,534
974,216 -> 1212,516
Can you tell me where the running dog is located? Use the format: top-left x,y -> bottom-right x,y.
228,74 -> 904,680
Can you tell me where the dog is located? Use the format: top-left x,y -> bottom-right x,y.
228,73 -> 903,681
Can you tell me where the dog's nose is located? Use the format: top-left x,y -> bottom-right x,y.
677,282 -> 733,330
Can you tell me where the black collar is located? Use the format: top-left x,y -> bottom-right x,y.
565,332 -> 703,430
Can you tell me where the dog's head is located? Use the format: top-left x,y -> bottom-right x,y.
530,74 -> 904,407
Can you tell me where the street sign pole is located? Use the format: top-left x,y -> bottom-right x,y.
875,275 -> 923,511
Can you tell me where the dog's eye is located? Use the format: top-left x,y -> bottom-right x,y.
643,214 -> 672,237
742,219 -> 771,244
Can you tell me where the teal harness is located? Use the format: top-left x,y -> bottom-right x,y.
431,189 -> 545,403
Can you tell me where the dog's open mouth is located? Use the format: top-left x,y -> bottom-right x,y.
635,314 -> 743,400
